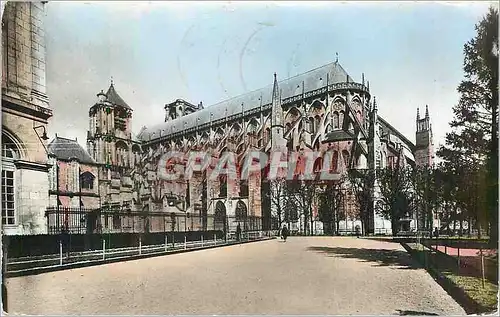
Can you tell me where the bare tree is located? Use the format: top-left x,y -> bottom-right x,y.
286,179 -> 317,235
347,169 -> 375,236
269,178 -> 289,229
317,177 -> 346,235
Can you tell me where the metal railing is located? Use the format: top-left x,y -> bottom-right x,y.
45,207 -> 263,235
6,231 -> 275,275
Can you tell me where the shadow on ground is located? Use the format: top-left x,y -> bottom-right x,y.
307,246 -> 421,269
395,309 -> 438,315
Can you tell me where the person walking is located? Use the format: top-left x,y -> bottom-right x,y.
236,223 -> 241,242
282,225 -> 289,242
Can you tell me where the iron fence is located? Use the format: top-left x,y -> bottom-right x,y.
45,207 -> 262,235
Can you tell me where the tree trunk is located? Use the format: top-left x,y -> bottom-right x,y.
453,206 -> 457,234
459,215 -> 463,237
477,219 -> 482,239
391,218 -> 398,236
309,205 -> 315,236
467,216 -> 472,237
488,71 -> 498,248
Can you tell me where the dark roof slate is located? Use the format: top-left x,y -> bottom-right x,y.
48,136 -> 96,164
106,84 -> 132,110
140,61 -> 354,141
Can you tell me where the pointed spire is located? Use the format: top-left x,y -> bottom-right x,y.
367,80 -> 370,91
272,72 -> 279,101
335,52 -> 339,63
271,73 -> 282,128
362,73 -> 365,85
417,107 -> 420,120
425,105 -> 429,118
110,76 -> 114,86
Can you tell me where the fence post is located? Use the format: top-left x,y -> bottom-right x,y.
165,235 -> 168,252
457,246 -> 461,275
214,234 -> 216,246
201,235 -> 204,247
480,248 -> 485,288
184,235 -> 187,250
102,239 -> 105,260
59,241 -> 63,266
139,235 -> 142,255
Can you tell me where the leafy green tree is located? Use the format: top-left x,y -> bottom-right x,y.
437,7 -> 498,244
412,166 -> 442,232
375,166 -> 415,236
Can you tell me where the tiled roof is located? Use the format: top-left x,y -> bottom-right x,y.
140,61 -> 354,141
48,136 -> 96,164
106,84 -> 132,110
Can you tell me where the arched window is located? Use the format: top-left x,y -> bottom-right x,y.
115,141 -> 128,167
2,133 -> 20,160
339,111 -> 345,129
333,112 -> 339,129
331,151 -> 339,172
239,179 -> 249,197
263,127 -> 271,145
248,119 -> 259,135
342,150 -> 350,169
235,200 -> 248,222
80,172 -> 95,190
2,132 -> 19,225
314,115 -> 321,133
313,157 -> 323,173
308,117 -> 315,133
219,174 -> 227,197
230,124 -> 240,138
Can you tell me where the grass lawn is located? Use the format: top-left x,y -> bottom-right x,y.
444,273 -> 498,312
406,243 -> 498,314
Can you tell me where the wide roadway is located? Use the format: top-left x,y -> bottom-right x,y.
6,237 -> 465,315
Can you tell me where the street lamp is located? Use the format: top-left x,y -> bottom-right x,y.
33,123 -> 50,154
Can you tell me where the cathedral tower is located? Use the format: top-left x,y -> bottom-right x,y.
415,105 -> 434,167
87,80 -> 141,208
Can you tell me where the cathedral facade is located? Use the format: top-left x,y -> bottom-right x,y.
122,61 -> 434,235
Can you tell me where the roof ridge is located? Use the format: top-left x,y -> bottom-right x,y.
205,60 -> 348,109
282,60 -> 341,82
54,136 -> 78,142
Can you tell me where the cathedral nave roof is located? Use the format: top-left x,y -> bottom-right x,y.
140,61 -> 354,141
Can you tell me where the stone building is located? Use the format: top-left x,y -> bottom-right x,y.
133,60 -> 434,235
47,135 -> 100,209
1,2 -> 52,235
46,136 -> 100,234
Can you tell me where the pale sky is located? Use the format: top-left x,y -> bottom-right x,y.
44,1 -> 496,152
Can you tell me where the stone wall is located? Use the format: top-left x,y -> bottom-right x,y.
2,2 -> 48,107
2,2 -> 52,236
4,168 -> 48,235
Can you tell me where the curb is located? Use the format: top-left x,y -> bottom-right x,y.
400,242 -> 490,314
6,237 -> 276,278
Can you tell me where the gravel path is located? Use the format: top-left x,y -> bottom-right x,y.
6,237 -> 466,315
